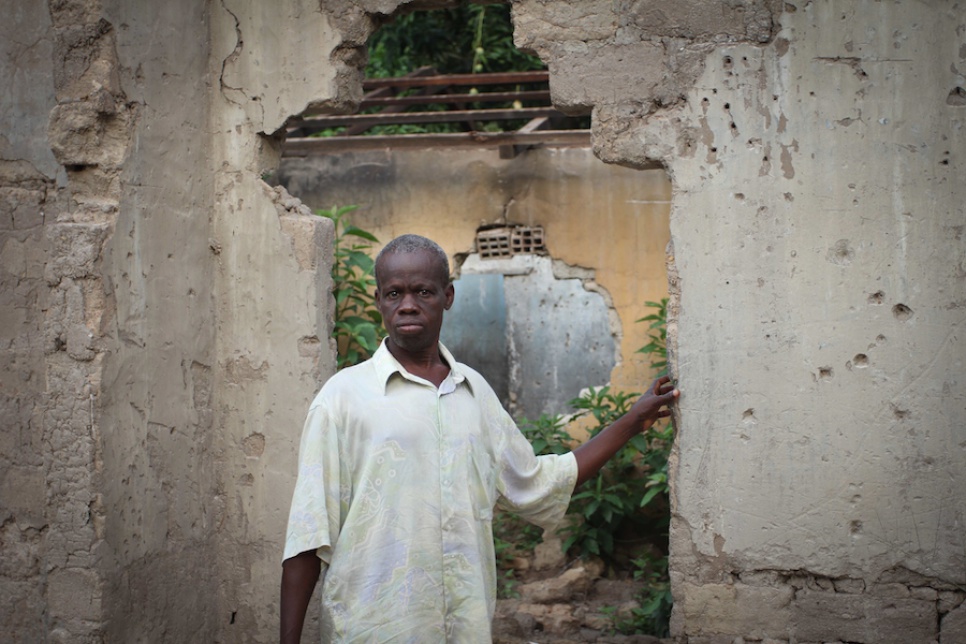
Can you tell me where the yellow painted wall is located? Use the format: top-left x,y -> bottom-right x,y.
279,146 -> 671,393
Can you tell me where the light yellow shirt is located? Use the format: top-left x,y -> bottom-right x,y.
284,341 -> 578,643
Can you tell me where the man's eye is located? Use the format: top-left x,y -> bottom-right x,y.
419,289 -> 431,296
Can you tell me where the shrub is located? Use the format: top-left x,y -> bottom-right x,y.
315,206 -> 384,369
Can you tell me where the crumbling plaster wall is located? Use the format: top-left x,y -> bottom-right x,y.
511,0 -> 966,641
1,1 -> 58,639
208,0 -> 350,638
4,0 -> 225,640
2,0 -> 348,641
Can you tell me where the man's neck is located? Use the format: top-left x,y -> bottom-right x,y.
386,339 -> 450,388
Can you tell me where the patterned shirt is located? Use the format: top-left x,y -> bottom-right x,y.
284,341 -> 578,643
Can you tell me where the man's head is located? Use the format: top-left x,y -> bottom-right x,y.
374,235 -> 454,355
375,234 -> 450,289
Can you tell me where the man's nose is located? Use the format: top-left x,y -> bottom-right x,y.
399,292 -> 419,311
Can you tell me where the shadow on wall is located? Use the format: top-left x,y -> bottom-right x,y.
442,254 -> 616,420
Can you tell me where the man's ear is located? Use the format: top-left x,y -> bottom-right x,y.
444,283 -> 455,310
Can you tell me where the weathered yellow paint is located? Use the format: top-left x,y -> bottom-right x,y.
280,146 -> 671,394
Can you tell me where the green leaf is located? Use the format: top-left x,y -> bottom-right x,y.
639,487 -> 662,508
333,204 -> 359,217
342,226 -> 379,242
602,493 -> 623,507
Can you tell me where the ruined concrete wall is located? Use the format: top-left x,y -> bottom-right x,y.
0,0 -> 224,640
207,1 -> 362,639
92,1 -> 218,640
512,0 -> 966,641
445,254 -> 620,420
278,147 -> 671,399
2,0 -> 347,641
0,1 -> 58,638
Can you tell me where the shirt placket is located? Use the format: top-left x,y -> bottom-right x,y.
435,379 -> 461,637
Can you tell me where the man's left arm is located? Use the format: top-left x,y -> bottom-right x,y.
571,375 -> 679,487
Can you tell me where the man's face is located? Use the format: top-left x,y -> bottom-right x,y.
375,249 -> 454,355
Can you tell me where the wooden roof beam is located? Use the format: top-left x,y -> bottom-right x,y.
293,107 -> 562,135
283,129 -> 591,154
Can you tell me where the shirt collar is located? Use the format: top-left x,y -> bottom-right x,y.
372,338 -> 474,395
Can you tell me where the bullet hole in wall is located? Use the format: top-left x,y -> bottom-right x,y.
947,86 -> 966,106
892,303 -> 913,321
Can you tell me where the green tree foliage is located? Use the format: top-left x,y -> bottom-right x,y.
367,4 -> 545,78
358,4 -> 554,136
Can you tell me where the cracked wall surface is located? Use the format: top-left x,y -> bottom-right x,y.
2,1 -> 964,642
3,0 -> 345,641
509,0 -> 966,641
0,1 -> 56,630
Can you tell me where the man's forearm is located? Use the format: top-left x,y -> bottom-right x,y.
572,413 -> 642,487
280,550 -> 322,644
572,377 -> 679,486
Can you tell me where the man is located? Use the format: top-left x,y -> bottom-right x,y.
281,234 -> 679,643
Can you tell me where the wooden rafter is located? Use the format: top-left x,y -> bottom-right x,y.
284,69 -> 589,155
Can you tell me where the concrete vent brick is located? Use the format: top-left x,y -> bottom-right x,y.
477,226 -> 545,258
511,226 -> 545,255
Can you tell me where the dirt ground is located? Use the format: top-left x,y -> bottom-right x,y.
490,534 -> 669,644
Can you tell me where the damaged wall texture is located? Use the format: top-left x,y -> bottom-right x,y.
1,1 -> 964,644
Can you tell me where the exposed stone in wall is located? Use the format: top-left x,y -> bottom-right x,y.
36,0 -> 136,639
673,568 -> 966,642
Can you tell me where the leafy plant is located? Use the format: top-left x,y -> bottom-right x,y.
518,413 -> 572,456
560,387 -> 645,561
630,298 -> 674,636
490,300 -> 675,634
630,553 -> 673,637
492,531 -> 519,598
492,509 -> 543,598
635,297 -> 673,512
636,298 -> 668,371
602,554 -> 673,637
314,206 -> 384,369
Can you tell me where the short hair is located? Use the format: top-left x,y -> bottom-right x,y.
375,234 -> 451,287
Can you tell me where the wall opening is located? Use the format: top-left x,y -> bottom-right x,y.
273,2 -> 675,639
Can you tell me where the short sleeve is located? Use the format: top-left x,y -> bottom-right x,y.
283,400 -> 343,563
491,407 -> 578,532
